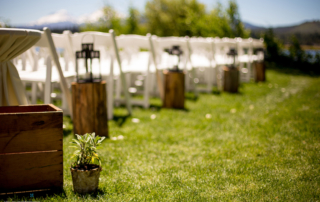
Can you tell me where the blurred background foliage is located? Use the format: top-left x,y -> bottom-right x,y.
263,28 -> 320,74
80,0 -> 249,38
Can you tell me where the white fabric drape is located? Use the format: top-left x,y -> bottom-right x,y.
0,28 -> 41,106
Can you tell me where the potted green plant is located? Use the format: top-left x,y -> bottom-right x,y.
70,132 -> 106,194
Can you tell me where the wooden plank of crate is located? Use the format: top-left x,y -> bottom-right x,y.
0,111 -> 62,132
0,128 -> 62,154
0,151 -> 63,193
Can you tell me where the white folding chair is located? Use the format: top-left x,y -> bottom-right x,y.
19,27 -> 73,118
236,37 -> 254,83
115,34 -> 155,109
187,37 -> 215,93
19,29 -> 75,116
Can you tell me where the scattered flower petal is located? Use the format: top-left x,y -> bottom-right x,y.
205,114 -> 212,119
117,135 -> 124,140
63,124 -> 66,129
111,137 -> 117,141
230,109 -> 236,113
150,114 -> 156,120
132,118 -> 140,123
249,105 -> 254,110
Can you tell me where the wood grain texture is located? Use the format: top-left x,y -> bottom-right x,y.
163,71 -> 185,109
0,128 -> 62,154
93,82 -> 108,137
0,112 -> 62,132
72,81 -> 108,137
254,61 -> 266,82
223,66 -> 239,93
0,151 -> 63,193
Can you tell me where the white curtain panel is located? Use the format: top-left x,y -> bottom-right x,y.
0,28 -> 41,106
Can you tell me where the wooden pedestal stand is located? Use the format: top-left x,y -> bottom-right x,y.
163,70 -> 185,109
72,81 -> 108,137
223,66 -> 239,93
254,61 -> 266,82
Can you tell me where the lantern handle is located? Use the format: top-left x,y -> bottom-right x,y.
81,34 -> 95,44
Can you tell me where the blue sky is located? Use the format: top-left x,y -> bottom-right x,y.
0,0 -> 319,27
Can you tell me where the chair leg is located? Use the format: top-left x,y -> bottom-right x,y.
31,82 -> 37,104
44,56 -> 52,104
107,58 -> 114,120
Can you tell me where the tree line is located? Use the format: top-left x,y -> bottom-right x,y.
81,0 -> 249,38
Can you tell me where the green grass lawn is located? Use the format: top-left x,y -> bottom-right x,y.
5,69 -> 320,201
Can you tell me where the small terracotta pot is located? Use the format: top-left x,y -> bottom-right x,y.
70,165 -> 102,194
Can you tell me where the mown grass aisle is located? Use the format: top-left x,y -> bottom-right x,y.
8,69 -> 320,201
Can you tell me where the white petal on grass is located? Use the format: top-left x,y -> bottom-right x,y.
150,114 -> 156,120
132,118 -> 140,123
111,137 -> 117,141
249,105 -> 254,110
205,114 -> 212,119
63,124 -> 66,129
230,109 -> 236,113
117,135 -> 124,140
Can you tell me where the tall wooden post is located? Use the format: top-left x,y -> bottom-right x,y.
223,66 -> 239,93
254,61 -> 266,82
163,70 -> 185,109
72,81 -> 108,137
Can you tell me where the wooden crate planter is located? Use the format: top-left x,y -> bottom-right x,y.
163,70 -> 185,109
0,104 -> 63,194
72,81 -> 109,137
223,66 -> 239,93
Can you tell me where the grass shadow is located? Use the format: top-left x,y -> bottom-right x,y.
185,93 -> 198,101
0,188 -> 66,201
112,114 -> 130,127
73,188 -> 105,198
266,61 -> 320,77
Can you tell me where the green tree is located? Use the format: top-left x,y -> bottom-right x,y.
263,28 -> 283,61
145,0 -> 207,36
80,5 -> 125,34
289,35 -> 306,62
125,7 -> 147,35
226,0 -> 249,38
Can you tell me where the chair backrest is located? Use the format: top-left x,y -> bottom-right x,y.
188,37 -> 214,67
213,37 -> 237,65
116,34 -> 151,71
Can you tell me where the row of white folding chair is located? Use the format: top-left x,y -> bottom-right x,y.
115,34 -> 154,109
18,28 -> 73,118
18,30 -> 75,116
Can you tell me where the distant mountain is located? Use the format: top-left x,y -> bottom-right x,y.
246,21 -> 320,45
12,9 -> 103,33
243,22 -> 265,30
17,21 -> 80,30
